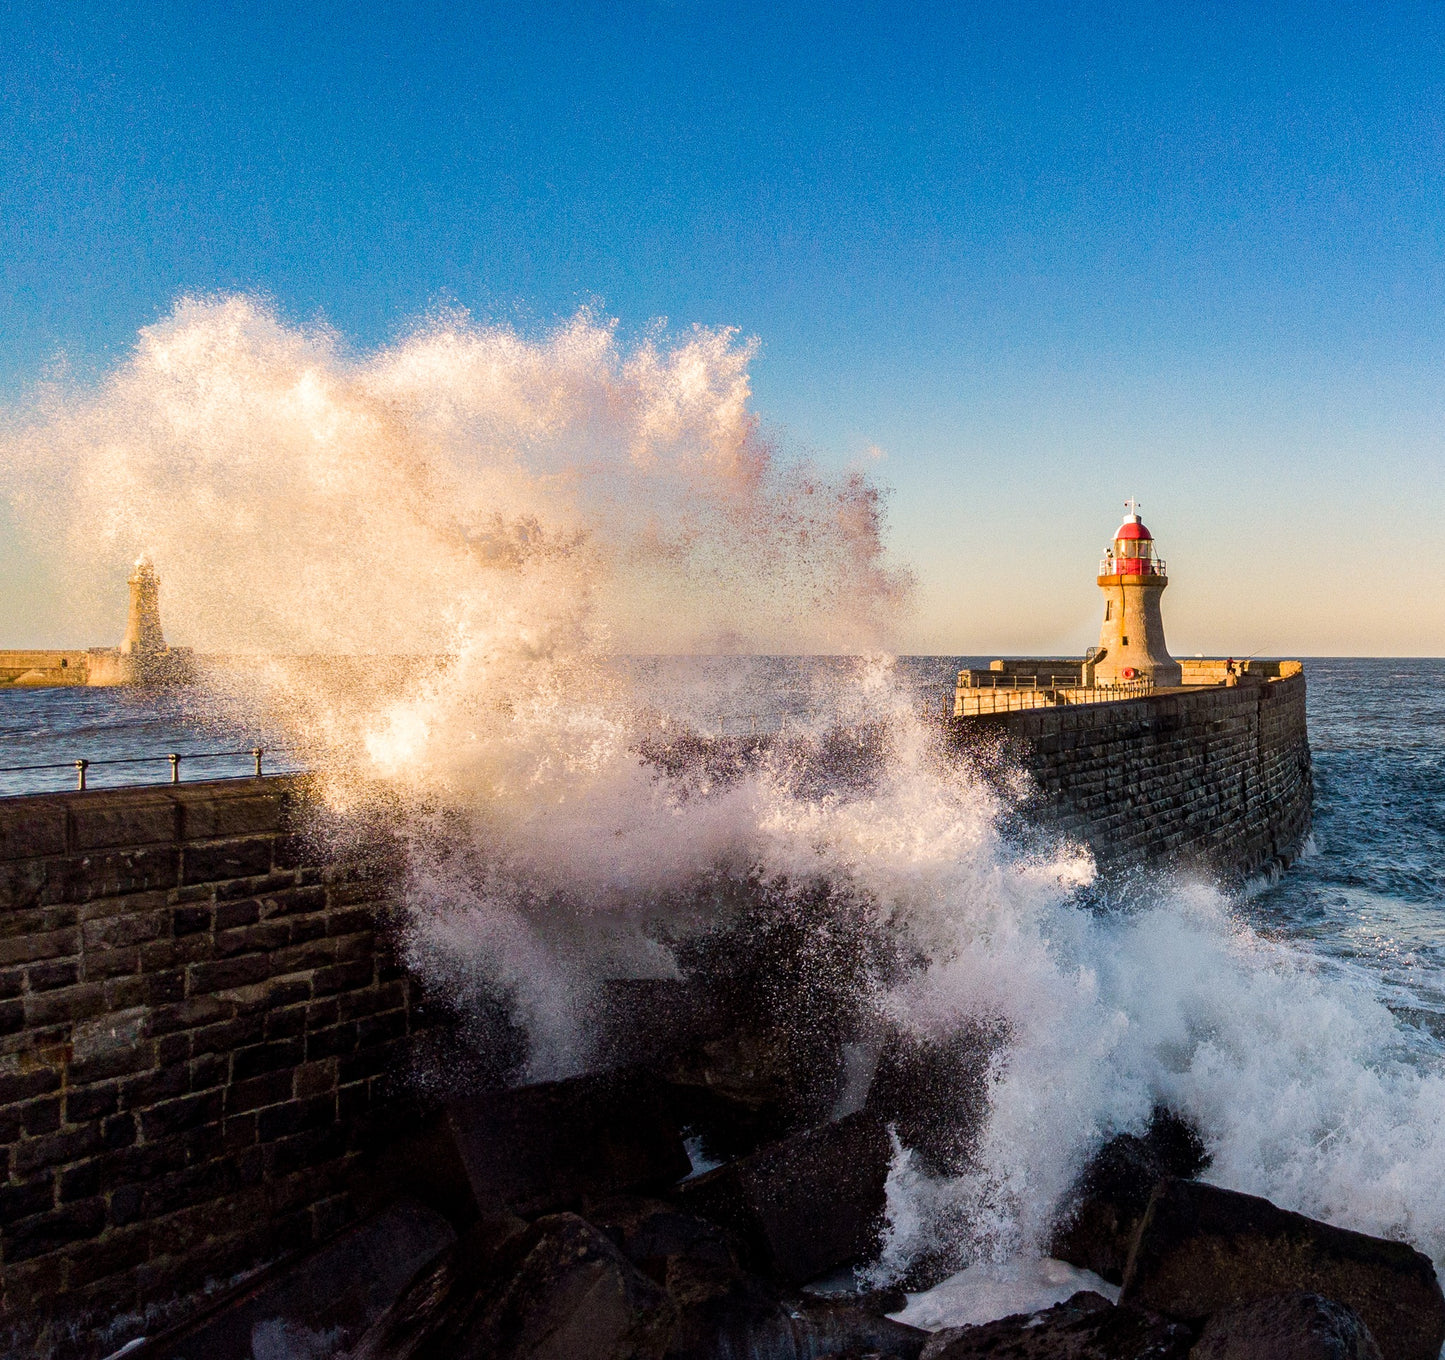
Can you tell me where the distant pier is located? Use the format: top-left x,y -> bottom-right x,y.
0,557 -> 193,687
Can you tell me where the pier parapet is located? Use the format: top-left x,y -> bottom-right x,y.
0,778 -> 425,1358
950,665 -> 1313,881
949,504 -> 1311,878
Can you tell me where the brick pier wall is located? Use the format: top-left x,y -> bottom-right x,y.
0,778 -> 424,1359
952,672 -> 1313,880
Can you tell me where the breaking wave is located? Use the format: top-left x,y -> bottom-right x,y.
5,295 -> 1445,1281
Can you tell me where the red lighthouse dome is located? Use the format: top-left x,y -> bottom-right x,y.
1104,500 -> 1163,577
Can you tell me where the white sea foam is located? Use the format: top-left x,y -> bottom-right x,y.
889,1257 -> 1119,1332
6,296 -> 1445,1288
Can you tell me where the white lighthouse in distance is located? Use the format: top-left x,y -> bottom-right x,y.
1092,500 -> 1181,687
84,556 -> 194,686
119,555 -> 166,656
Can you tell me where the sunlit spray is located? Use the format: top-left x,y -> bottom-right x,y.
5,296 -> 1445,1287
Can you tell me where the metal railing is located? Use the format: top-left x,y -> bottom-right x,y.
0,747 -> 290,793
958,673 -> 1084,689
954,677 -> 1155,717
1098,557 -> 1167,577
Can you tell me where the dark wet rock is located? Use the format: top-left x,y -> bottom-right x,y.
1143,1109 -> 1211,1181
1190,1291 -> 1383,1360
864,1022 -> 1001,1175
407,1195 -> 923,1360
406,983 -> 529,1094
676,1109 -> 891,1284
354,1107 -> 487,1229
801,1283 -> 911,1317
444,1212 -> 674,1360
1120,1179 -> 1445,1360
918,1289 -> 1195,1359
666,1027 -> 822,1148
669,872 -> 910,1135
769,1299 -> 928,1360
1052,1108 -> 1212,1283
350,1215 -> 535,1360
589,978 -> 729,1071
586,1195 -> 738,1284
659,1253 -> 926,1360
447,1067 -> 691,1218
345,1245 -> 461,1360
141,1198 -> 457,1360
585,1194 -> 925,1357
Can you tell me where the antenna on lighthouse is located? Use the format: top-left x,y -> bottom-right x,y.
1124,497 -> 1141,520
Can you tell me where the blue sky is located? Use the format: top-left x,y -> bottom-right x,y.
5,1 -> 1445,652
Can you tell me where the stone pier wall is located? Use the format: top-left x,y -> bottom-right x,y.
0,652 -> 89,687
0,778 -> 424,1359
0,675 -> 1314,1353
952,671 -> 1313,880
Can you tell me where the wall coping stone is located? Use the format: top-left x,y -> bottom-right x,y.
0,778 -> 307,866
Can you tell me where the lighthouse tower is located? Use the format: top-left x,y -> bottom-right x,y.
1093,501 -> 1181,687
119,556 -> 166,656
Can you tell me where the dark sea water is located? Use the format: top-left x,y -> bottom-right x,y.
1246,659 -> 1445,1057
0,685 -> 300,796
6,660 -> 1440,1046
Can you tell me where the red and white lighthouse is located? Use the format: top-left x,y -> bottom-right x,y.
1093,500 -> 1181,686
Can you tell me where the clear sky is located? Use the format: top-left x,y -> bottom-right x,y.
4,1 -> 1445,654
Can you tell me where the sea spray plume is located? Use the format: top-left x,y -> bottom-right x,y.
0,295 -> 913,776
0,292 -> 922,1047
12,296 -> 910,649
11,297 -> 1445,1290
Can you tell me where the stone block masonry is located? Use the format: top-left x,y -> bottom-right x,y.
0,778 -> 427,1360
952,671 -> 1312,881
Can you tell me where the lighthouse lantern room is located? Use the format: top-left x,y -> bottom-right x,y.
1092,500 -> 1182,687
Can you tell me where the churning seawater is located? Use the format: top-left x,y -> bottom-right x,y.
6,298 -> 1445,1298
1247,659 -> 1445,1054
5,655 -> 1445,1278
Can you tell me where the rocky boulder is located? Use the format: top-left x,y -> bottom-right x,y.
1120,1179 -> 1445,1360
1051,1108 -> 1211,1283
664,1027 -> 820,1150
677,1109 -> 892,1284
446,1068 -> 691,1218
863,1022 -> 1000,1176
917,1289 -> 1195,1359
1190,1291 -> 1383,1360
586,1194 -> 924,1360
586,1195 -> 738,1284
444,1212 -> 674,1360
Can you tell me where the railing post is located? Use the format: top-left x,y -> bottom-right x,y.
75,759 -> 87,791
253,747 -> 264,777
169,753 -> 181,784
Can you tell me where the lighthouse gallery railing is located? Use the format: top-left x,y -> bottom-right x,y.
1098,557 -> 1167,577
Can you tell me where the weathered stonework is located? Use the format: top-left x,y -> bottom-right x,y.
952,670 -> 1312,880
0,778 -> 423,1359
0,670 -> 1315,1354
